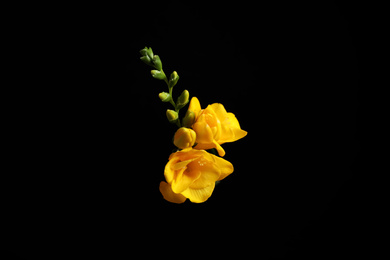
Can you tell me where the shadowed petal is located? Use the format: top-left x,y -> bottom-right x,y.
159,181 -> 187,204
181,182 -> 216,203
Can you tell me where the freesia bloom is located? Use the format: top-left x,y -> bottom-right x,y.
185,97 -> 247,157
173,127 -> 196,149
159,148 -> 234,203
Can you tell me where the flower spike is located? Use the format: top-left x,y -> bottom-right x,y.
139,46 -> 247,203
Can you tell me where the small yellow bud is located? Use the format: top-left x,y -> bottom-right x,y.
173,127 -> 197,149
168,71 -> 179,88
158,92 -> 171,102
166,109 -> 179,123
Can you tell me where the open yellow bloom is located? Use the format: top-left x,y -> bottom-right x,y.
186,97 -> 247,157
159,148 -> 234,203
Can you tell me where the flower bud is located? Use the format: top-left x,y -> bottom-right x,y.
176,89 -> 189,109
139,47 -> 154,66
140,47 -> 153,59
151,70 -> 166,80
139,47 -> 149,56
168,71 -> 179,88
152,55 -> 162,71
166,109 -> 178,123
182,110 -> 195,128
140,55 -> 153,66
173,127 -> 196,149
146,47 -> 154,59
158,92 -> 171,102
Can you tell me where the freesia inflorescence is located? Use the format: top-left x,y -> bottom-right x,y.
140,47 -> 247,203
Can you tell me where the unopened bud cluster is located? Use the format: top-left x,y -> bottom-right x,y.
140,46 -> 191,128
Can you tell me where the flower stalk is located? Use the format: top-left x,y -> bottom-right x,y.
140,47 -> 185,127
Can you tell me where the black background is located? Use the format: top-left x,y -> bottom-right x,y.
4,1 -> 362,259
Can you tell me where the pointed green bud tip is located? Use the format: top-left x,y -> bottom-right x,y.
168,71 -> 179,88
176,89 -> 189,109
139,47 -> 148,56
166,109 -> 179,123
140,47 -> 154,60
158,92 -> 171,102
146,47 -> 154,59
152,55 -> 162,71
151,70 -> 166,80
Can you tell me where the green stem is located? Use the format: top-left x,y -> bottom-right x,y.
168,86 -> 176,108
160,69 -> 169,85
161,69 -> 181,128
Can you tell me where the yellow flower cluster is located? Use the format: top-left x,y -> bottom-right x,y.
140,46 -> 247,203
160,97 -> 247,203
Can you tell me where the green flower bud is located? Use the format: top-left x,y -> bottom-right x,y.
152,55 -> 162,71
139,47 -> 149,56
151,70 -> 166,80
158,92 -> 171,102
176,89 -> 189,109
140,55 -> 153,66
140,47 -> 154,62
168,71 -> 179,88
182,110 -> 195,128
166,109 -> 179,123
146,47 -> 154,60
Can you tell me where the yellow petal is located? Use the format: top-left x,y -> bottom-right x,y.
209,103 -> 228,120
171,166 -> 201,194
159,181 -> 187,204
203,107 -> 221,140
226,112 -> 241,129
227,113 -> 247,141
188,97 -> 202,120
173,157 -> 198,171
213,140 -> 226,157
181,182 -> 216,203
193,120 -> 214,143
217,113 -> 247,143
188,159 -> 221,189
209,153 -> 234,181
193,142 -> 214,151
164,157 -> 179,184
232,128 -> 248,141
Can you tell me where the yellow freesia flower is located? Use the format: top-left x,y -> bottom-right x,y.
173,127 -> 196,149
186,97 -> 247,156
159,148 -> 234,203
